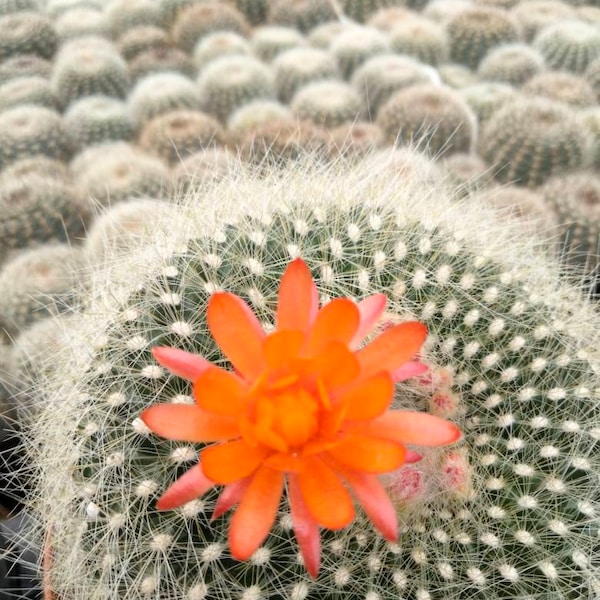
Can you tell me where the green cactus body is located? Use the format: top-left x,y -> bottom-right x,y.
227,99 -> 292,139
423,0 -> 476,24
172,2 -> 250,54
273,46 -> 339,104
0,11 -> 57,61
64,95 -> 135,151
0,106 -> 72,169
71,142 -> 171,207
479,97 -> 590,187
581,107 -> 600,169
330,25 -> 390,80
128,72 -> 201,128
377,84 -> 477,157
51,37 -> 131,108
0,53 -> 51,81
437,63 -> 480,90
0,76 -> 58,112
327,121 -> 385,161
306,20 -> 349,48
193,31 -> 250,71
510,0 -> 577,41
46,0 -> 104,18
250,25 -> 307,63
117,26 -> 169,62
352,54 -> 440,120
128,47 -> 196,82
0,0 -> 39,15
585,57 -> 600,100
197,55 -> 276,123
104,0 -> 162,39
441,153 -> 494,195
446,6 -> 522,69
138,109 -> 226,165
157,0 -> 199,28
172,148 -> 243,194
341,0 -> 407,23
54,8 -> 108,41
533,19 -> 600,74
477,43 -> 545,85
522,71 -> 597,108
0,175 -> 90,263
267,0 -> 336,32
459,82 -> 520,123
0,156 -> 68,185
291,80 -> 364,129
389,17 -> 450,66
24,157 -> 600,600
233,0 -> 268,26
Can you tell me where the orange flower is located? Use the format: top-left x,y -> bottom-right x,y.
141,258 -> 461,577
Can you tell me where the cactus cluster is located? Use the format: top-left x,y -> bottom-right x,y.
21,157 -> 600,600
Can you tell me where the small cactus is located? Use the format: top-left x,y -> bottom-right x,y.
250,25 -> 306,62
459,82 -> 520,123
128,47 -> 195,82
510,0 -> 577,42
192,31 -> 250,71
227,99 -> 292,138
479,97 -> 590,187
585,56 -> 600,100
377,83 -> 477,157
0,11 -> 57,61
330,25 -> 390,79
233,0 -> 268,26
0,53 -> 51,81
389,17 -> 450,66
54,7 -> 108,41
104,0 -> 162,39
0,156 -> 68,185
0,76 -> 58,112
171,147 -> 243,193
117,26 -> 169,62
477,43 -> 545,85
341,0 -> 410,23
328,121 -> 385,160
46,0 -> 103,18
267,0 -> 336,32
0,0 -> 39,15
522,71 -> 597,107
581,107 -> 600,169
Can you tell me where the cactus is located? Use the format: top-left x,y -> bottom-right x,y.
51,37 -> 131,108
63,95 -> 135,152
328,121 -> 385,160
227,99 -> 292,138
330,25 -> 390,80
441,152 -> 494,195
0,76 -> 58,112
510,0 -> 577,41
352,54 -> 440,119
172,2 -> 250,54
366,6 -> 416,32
128,47 -> 195,82
0,0 -> 39,14
477,43 -> 545,85
422,0 -> 475,24
522,71 -> 597,107
273,46 -> 339,103
341,0 -> 409,23
21,155 -> 600,600
172,148 -> 243,194
577,6 -> 600,26
378,84 -> 477,157
0,11 -> 57,61
459,82 -> 520,123
54,7 -> 109,41
0,106 -> 72,170
307,20 -> 349,48
45,0 -> 103,18
138,109 -> 227,165
389,17 -> 450,66
197,55 -> 276,123
128,72 -> 201,128
533,20 -> 600,75
71,142 -> 171,206
233,0 -> 268,25
117,26 -> 169,62
585,57 -> 600,100
0,157 -> 68,186
291,80 -> 364,129
105,0 -> 162,39
267,0 -> 336,32
193,31 -> 250,71
250,25 -> 307,62
437,63 -> 479,90
0,244 -> 84,337
157,0 -> 199,28
479,97 -> 590,187
0,175 -> 90,264
446,6 -> 522,69
0,53 -> 51,81
581,107 -> 600,169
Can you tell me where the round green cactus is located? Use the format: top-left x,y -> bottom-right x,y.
0,156 -> 68,186
522,71 -> 597,108
479,97 -> 591,187
459,82 -> 520,123
0,76 -> 58,111
104,0 -> 162,39
377,83 -> 477,157
197,55 -> 276,123
341,0 -> 408,23
510,0 -> 577,41
0,11 -> 57,61
227,99 -> 292,139
446,6 -> 522,69
233,0 -> 268,25
63,95 -> 135,151
0,0 -> 38,14
46,0 -> 103,18
128,47 -> 195,82
0,106 -> 72,170
0,53 -> 51,81
250,25 -> 306,63
389,17 -> 450,66
533,19 -> 600,74
54,7 -> 108,41
22,156 -> 600,600
138,109 -> 227,165
330,25 -> 390,80
267,0 -> 336,32
51,37 -> 131,108
117,26 -> 169,62
585,56 -> 600,100
477,43 -> 545,85
193,31 -> 250,71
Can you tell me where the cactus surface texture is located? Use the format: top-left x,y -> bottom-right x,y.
104,0 -> 162,39
128,47 -> 195,82
250,25 -> 306,62
459,82 -> 520,123
0,11 -> 57,61
0,76 -> 58,111
117,26 -> 169,62
268,0 -> 336,32
192,31 -> 250,71
330,25 -> 390,79
510,0 -> 577,41
522,71 -> 597,107
0,53 -> 51,81
477,43 -> 545,85
21,156 -> 600,600
54,7 -> 108,41
388,17 -> 450,66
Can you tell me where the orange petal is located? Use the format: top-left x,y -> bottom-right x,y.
310,341 -> 360,389
156,464 -> 215,510
141,404 -> 239,442
354,411 -> 462,447
335,372 -> 394,421
262,330 -> 304,371
297,456 -> 355,529
350,293 -> 387,348
193,366 -> 249,416
337,467 -> 398,541
201,440 -> 270,484
212,478 -> 251,520
304,298 -> 360,355
207,292 -> 266,380
288,473 -> 321,578
276,258 -> 319,335
327,434 -> 406,473
152,346 -> 211,381
264,453 -> 305,472
229,466 -> 284,560
357,321 -> 427,380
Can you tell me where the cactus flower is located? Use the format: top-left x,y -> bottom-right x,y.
141,258 -> 461,577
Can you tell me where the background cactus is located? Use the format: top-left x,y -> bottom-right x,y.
477,43 -> 545,85
0,53 -> 51,81
250,25 -> 306,62
104,0 -> 162,39
341,0 -> 409,23
510,0 -> 577,41
128,47 -> 195,82
267,0 -> 336,32
0,0 -> 39,15
479,97 -> 590,186
20,156 -> 600,600
117,26 -> 169,62
388,16 -> 450,66
53,7 -> 108,41
522,71 -> 597,107
329,25 -> 390,79
0,76 -> 58,111
459,82 -> 520,123
0,11 -> 57,61
192,31 -> 250,71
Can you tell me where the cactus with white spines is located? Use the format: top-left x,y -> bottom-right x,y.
16,154 -> 600,600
